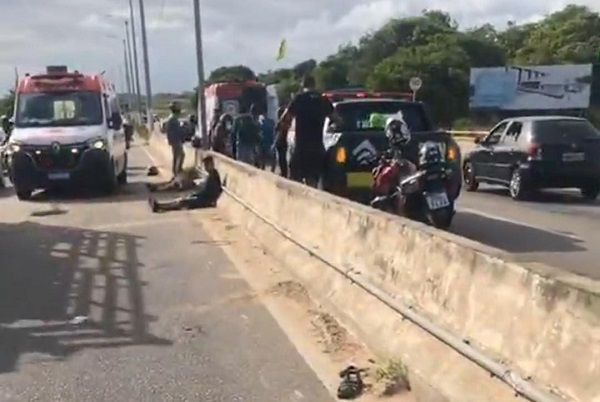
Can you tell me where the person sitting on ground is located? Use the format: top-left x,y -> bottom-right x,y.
149,155 -> 222,213
146,166 -> 200,192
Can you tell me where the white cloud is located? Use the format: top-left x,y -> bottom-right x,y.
0,0 -> 598,95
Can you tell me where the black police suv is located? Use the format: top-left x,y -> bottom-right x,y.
286,91 -> 462,202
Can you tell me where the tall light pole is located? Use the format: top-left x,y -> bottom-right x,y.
128,0 -> 143,120
137,0 -> 154,129
122,39 -> 133,110
125,20 -> 140,109
193,0 -> 208,146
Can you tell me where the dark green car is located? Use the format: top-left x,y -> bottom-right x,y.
306,92 -> 463,202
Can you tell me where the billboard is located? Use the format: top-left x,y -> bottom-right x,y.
469,64 -> 593,110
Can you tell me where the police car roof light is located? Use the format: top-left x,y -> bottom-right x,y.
322,90 -> 413,102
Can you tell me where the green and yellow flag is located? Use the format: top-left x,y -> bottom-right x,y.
276,39 -> 287,61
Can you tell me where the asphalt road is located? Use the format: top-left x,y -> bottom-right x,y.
0,146 -> 332,402
454,140 -> 600,279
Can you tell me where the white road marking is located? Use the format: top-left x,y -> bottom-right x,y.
141,146 -> 161,168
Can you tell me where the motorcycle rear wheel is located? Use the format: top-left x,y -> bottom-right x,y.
426,205 -> 454,229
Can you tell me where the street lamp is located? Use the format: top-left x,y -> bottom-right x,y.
122,39 -> 133,108
136,0 -> 154,130
105,13 -> 142,119
192,0 -> 208,146
104,33 -> 132,103
127,0 -> 144,122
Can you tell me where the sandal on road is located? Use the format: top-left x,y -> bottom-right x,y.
337,365 -> 364,399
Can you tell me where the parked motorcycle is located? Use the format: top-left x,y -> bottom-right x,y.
371,141 -> 456,229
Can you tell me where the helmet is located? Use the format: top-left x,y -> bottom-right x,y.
418,141 -> 443,166
385,115 -> 411,147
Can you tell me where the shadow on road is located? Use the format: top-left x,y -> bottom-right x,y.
26,182 -> 152,205
0,221 -> 171,374
475,187 -> 600,207
451,211 -> 587,254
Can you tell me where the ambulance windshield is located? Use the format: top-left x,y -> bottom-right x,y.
14,91 -> 103,128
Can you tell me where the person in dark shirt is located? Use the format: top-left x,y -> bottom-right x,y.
273,106 -> 288,177
149,155 -> 222,213
208,107 -> 221,147
212,113 -> 233,155
233,104 -> 261,164
276,75 -> 336,186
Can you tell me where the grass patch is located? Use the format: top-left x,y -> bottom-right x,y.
374,358 -> 410,395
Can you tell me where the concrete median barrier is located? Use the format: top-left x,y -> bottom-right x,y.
148,137 -> 600,402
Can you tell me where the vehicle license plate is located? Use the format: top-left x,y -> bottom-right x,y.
425,191 -> 450,210
562,152 -> 584,162
48,172 -> 70,180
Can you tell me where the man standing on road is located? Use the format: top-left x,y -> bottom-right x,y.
165,101 -> 185,179
276,75 -> 336,186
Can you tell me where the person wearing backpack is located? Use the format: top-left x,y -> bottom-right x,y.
232,104 -> 261,165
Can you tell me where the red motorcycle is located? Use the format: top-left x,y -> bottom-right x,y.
371,144 -> 456,229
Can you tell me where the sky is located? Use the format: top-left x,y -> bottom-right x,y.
0,0 -> 597,95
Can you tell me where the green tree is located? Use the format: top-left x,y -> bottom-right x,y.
514,6 -> 600,64
367,34 -> 470,124
0,90 -> 15,117
203,6 -> 600,125
207,65 -> 256,83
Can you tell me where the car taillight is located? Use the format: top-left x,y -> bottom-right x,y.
447,146 -> 457,161
335,147 -> 346,163
528,143 -> 542,160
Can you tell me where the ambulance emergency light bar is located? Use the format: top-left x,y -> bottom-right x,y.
322,90 -> 413,102
20,67 -> 98,93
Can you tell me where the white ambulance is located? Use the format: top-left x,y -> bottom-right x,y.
6,66 -> 128,200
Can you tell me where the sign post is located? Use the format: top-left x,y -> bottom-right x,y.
409,76 -> 422,101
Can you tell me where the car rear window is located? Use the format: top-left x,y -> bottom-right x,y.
334,101 -> 431,132
533,119 -> 600,143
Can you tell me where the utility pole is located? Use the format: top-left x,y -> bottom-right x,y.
124,21 -> 135,111
122,39 -> 133,109
138,0 -> 154,130
193,0 -> 208,147
128,0 -> 143,120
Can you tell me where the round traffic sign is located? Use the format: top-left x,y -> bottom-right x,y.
409,77 -> 422,91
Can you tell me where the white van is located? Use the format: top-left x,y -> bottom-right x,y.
6,66 -> 128,200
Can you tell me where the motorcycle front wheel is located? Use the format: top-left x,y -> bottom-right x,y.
426,205 -> 454,229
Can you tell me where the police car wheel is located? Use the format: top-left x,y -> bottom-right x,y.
16,189 -> 32,200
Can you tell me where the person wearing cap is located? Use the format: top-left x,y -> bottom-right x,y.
165,101 -> 185,178
149,155 -> 222,212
